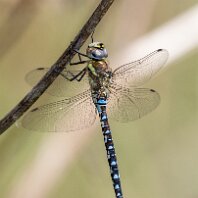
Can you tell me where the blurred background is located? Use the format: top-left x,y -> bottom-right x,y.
0,0 -> 198,198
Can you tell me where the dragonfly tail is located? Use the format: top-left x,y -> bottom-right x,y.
94,93 -> 124,198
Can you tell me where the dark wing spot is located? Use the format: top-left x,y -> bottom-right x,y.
37,67 -> 45,70
157,49 -> 163,52
31,107 -> 39,112
150,89 -> 156,92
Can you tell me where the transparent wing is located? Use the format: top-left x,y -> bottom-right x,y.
112,49 -> 169,87
107,86 -> 160,122
25,67 -> 89,97
22,90 -> 97,132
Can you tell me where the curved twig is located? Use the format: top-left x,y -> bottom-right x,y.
0,0 -> 115,134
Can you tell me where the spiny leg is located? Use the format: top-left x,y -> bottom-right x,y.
73,49 -> 89,58
78,52 -> 82,62
70,60 -> 88,66
60,67 -> 87,82
70,49 -> 89,66
65,49 -> 89,81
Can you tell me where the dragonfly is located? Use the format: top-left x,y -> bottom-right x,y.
22,42 -> 169,198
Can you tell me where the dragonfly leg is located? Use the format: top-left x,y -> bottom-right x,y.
70,60 -> 88,66
61,67 -> 87,82
73,49 -> 88,58
70,49 -> 89,66
76,69 -> 87,81
78,53 -> 82,62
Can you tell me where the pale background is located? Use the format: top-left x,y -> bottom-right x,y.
0,0 -> 198,198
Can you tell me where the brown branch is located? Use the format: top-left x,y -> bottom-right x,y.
0,0 -> 115,134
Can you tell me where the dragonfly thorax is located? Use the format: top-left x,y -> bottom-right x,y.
88,59 -> 112,97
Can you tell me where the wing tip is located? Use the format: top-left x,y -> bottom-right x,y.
157,48 -> 169,55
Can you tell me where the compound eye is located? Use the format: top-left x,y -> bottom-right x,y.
103,49 -> 108,58
92,49 -> 102,58
95,49 -> 102,56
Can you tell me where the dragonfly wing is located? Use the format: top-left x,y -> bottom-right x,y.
107,87 -> 160,122
22,90 -> 97,132
25,67 -> 89,97
112,49 -> 169,87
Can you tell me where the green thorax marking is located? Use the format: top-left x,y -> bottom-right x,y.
88,62 -> 97,76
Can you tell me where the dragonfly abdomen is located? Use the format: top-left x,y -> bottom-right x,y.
94,94 -> 123,198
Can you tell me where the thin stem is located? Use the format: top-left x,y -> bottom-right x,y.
0,0 -> 115,134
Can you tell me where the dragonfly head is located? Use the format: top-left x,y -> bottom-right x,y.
87,42 -> 108,60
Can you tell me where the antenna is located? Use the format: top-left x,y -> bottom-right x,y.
91,30 -> 95,43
